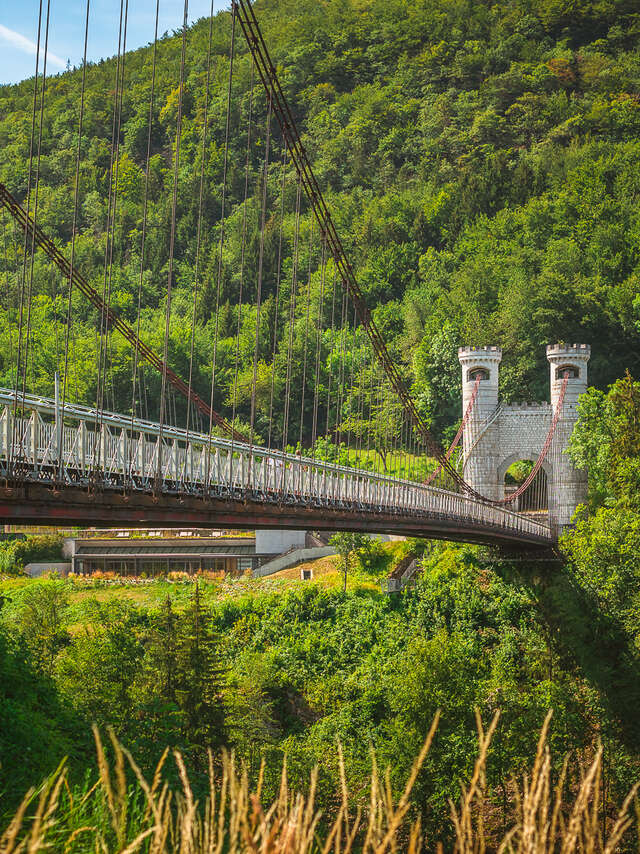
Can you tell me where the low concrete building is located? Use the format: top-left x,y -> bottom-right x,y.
255,529 -> 306,555
67,535 -> 271,576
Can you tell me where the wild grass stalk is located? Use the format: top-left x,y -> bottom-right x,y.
1,713 -> 638,853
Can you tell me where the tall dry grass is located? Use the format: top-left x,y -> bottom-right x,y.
2,711 -> 639,853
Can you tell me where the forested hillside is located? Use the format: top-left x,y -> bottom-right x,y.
1,0 -> 639,443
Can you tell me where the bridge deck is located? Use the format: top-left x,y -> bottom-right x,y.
0,389 -> 553,548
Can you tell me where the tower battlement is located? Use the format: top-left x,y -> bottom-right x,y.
457,346 -> 502,359
546,343 -> 590,410
457,347 -> 502,421
546,343 -> 591,358
502,402 -> 552,411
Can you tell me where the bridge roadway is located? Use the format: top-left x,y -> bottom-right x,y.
0,389 -> 553,548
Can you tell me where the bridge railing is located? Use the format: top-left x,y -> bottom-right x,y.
0,392 -> 552,542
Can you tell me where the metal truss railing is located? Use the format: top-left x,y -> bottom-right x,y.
0,388 -> 552,542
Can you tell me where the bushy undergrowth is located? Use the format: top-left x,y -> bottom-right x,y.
2,539 -> 640,841
0,535 -> 63,575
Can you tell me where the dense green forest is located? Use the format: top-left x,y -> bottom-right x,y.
1,0 -> 639,445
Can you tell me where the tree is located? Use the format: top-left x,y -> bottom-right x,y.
55,600 -> 144,732
133,595 -> 183,765
155,595 -> 179,703
561,507 -> 640,637
225,651 -> 282,774
329,532 -> 375,592
17,581 -> 70,674
0,611 -> 83,806
175,581 -> 227,765
412,323 -> 462,442
568,372 -> 640,509
0,535 -> 63,575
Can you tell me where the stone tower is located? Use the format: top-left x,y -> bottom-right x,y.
546,343 -> 590,530
457,343 -> 590,535
457,346 -> 503,501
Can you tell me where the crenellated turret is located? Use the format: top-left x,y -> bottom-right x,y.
457,346 -> 502,421
546,343 -> 590,415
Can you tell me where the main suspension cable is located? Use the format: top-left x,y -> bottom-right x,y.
0,184 -> 244,442
234,0 -> 473,493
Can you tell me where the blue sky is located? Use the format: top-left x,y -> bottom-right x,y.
0,0 -> 229,85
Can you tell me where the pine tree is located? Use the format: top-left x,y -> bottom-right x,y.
134,594 -> 183,767
176,581 -> 227,765
158,594 -> 178,703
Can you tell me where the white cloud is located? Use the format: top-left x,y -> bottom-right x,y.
0,23 -> 66,70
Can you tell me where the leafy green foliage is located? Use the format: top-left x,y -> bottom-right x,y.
0,535 -> 64,575
568,373 -> 640,508
15,581 -> 70,674
0,596 -> 81,803
2,535 -> 640,831
0,0 -> 639,445
329,532 -> 377,591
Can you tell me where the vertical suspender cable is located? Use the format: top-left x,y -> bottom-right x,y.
60,0 -> 91,480
310,237 -> 326,460
185,0 -> 215,475
206,0 -> 236,489
297,220 -> 314,453
266,148 -> 287,452
344,305 -> 357,471
354,322 -> 367,471
157,0 -> 189,487
20,0 -> 51,465
1,210 -> 14,388
94,0 -> 127,479
280,178 -> 301,491
248,93 -> 272,462
129,0 -> 160,477
324,266 -> 337,444
11,0 -> 43,475
231,57 -> 255,439
334,289 -> 348,458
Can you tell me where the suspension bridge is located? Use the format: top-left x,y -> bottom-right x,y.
0,0 -> 588,549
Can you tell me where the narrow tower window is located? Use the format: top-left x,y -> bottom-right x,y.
556,364 -> 579,379
468,367 -> 489,382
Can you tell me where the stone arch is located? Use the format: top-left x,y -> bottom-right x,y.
497,452 -> 552,486
497,452 -> 552,514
